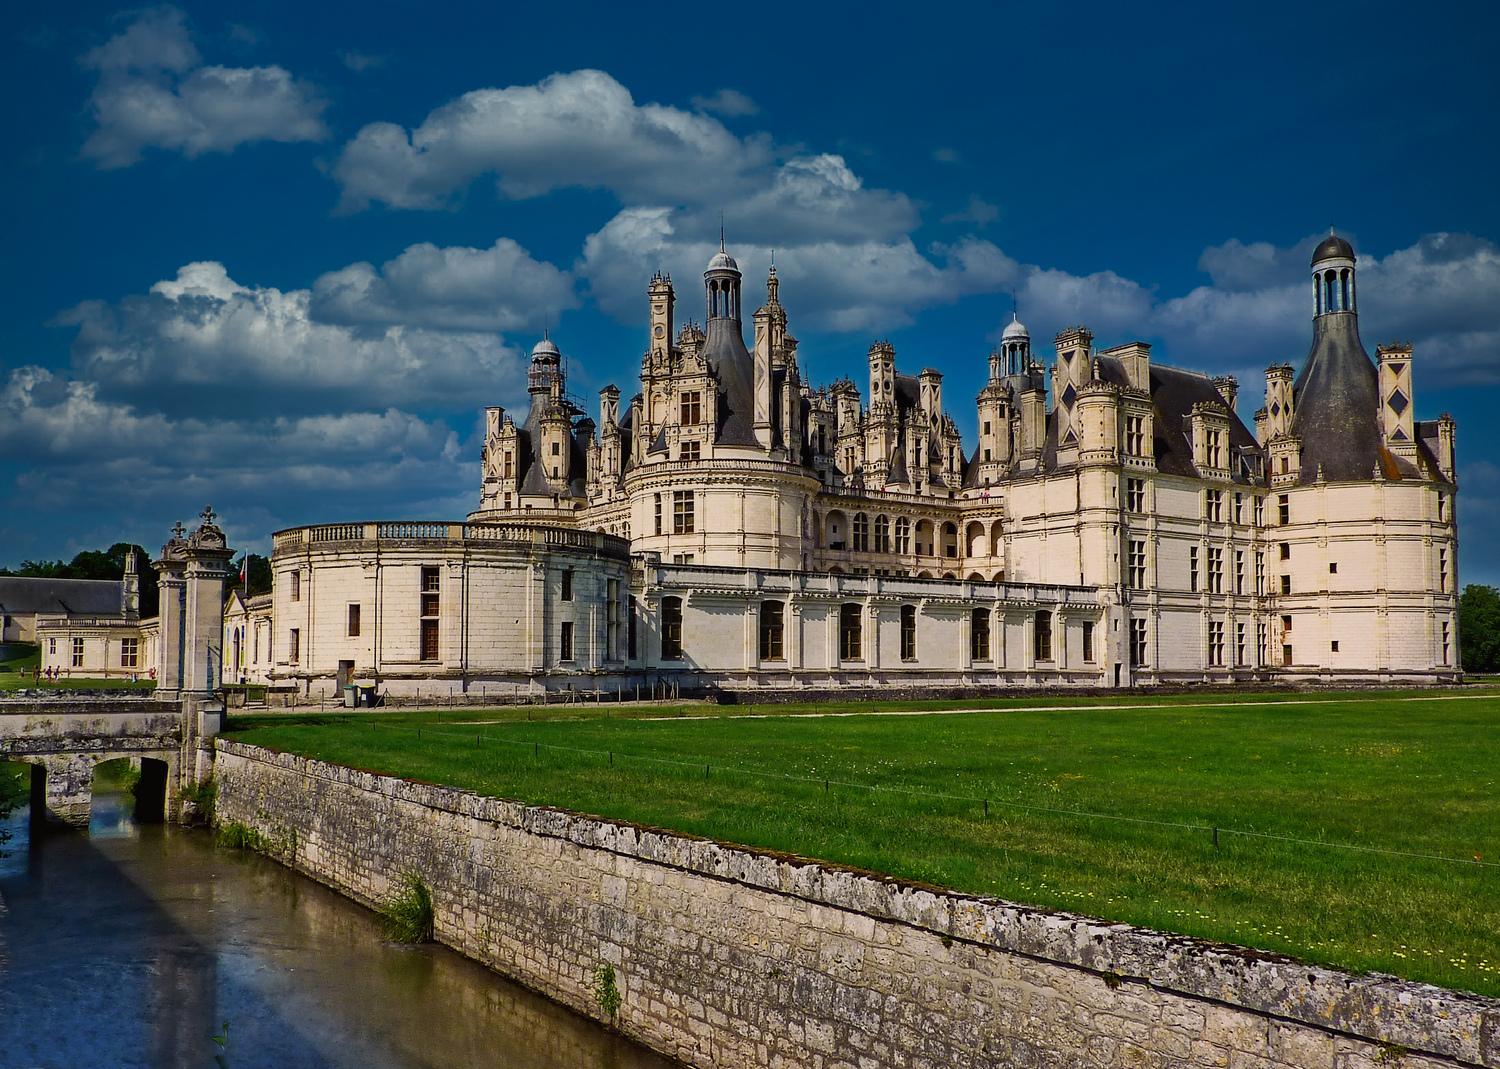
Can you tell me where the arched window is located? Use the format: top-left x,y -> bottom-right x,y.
991,520 -> 1004,555
839,603 -> 863,661
1341,269 -> 1350,312
966,521 -> 986,557
759,601 -> 784,661
826,510 -> 847,550
1314,272 -> 1323,315
661,597 -> 683,660
874,515 -> 891,554
1326,273 -> 1338,313
1034,610 -> 1053,662
895,517 -> 912,555
914,519 -> 933,556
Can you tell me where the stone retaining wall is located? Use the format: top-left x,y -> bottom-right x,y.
214,740 -> 1500,1069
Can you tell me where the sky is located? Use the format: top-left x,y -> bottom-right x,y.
2,1 -> 1498,582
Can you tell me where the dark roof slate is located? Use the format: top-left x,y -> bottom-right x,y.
0,577 -> 122,616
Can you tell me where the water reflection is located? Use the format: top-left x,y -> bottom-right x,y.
0,792 -> 678,1069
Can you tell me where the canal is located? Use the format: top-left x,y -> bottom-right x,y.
0,778 -> 679,1069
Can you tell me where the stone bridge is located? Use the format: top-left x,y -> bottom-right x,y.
0,696 -> 220,826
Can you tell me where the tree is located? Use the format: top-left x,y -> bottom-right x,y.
1459,584 -> 1500,673
0,543 -> 158,618
230,554 -> 273,597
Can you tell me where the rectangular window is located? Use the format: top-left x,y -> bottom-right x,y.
1082,620 -> 1095,663
1034,610 -> 1052,662
1190,546 -> 1199,592
673,490 -> 695,534
1439,548 -> 1447,592
895,518 -> 911,555
420,620 -> 439,661
1329,562 -> 1337,574
1257,623 -> 1267,666
1208,620 -> 1224,666
671,553 -> 695,565
628,596 -> 638,660
1233,493 -> 1244,525
839,603 -> 863,661
422,566 -> 440,592
679,440 -> 701,462
1207,429 -> 1223,469
1128,540 -> 1146,589
607,579 -> 621,661
1283,643 -> 1293,666
661,597 -> 683,659
680,391 -> 701,426
1236,623 -> 1246,666
551,441 -> 560,456
1125,415 -> 1145,457
1208,547 -> 1223,594
121,637 -> 139,668
503,452 -> 513,479
759,601 -> 785,661
1130,618 -> 1147,668
900,605 -> 917,660
1438,495 -> 1446,522
971,609 -> 991,662
1206,489 -> 1223,523
72,636 -> 85,667
654,493 -> 662,536
1442,621 -> 1450,665
347,604 -> 361,637
1255,551 -> 1266,595
290,570 -> 301,601
1126,477 -> 1145,513
874,515 -> 890,554
289,628 -> 301,664
560,621 -> 574,662
1279,494 -> 1290,525
983,421 -> 991,435
1253,496 -> 1265,527
1280,542 -> 1290,560
561,569 -> 573,601
1280,574 -> 1292,595
1235,551 -> 1245,595
49,637 -> 56,654
1281,614 -> 1293,632
1330,639 -> 1339,653
853,513 -> 869,552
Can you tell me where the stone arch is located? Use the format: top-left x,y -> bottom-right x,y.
967,572 -> 985,582
990,520 -> 1004,552
942,522 -> 959,559
965,521 -> 986,557
825,510 -> 848,550
914,519 -> 933,556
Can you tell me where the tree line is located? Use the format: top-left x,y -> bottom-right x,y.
1,543 -> 273,621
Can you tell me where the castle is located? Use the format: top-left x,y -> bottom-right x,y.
246,233 -> 1458,697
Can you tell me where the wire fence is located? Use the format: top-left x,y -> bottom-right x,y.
356,719 -> 1500,872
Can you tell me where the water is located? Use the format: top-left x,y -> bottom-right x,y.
0,790 -> 678,1069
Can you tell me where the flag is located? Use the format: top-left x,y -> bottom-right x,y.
239,556 -> 247,586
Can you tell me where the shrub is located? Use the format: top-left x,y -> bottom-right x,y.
216,822 -> 267,850
381,872 -> 434,943
592,963 -> 622,1025
179,776 -> 217,826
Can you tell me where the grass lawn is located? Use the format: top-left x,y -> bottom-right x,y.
225,690 -> 1500,997
0,644 -> 155,692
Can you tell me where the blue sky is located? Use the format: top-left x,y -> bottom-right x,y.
3,1 -> 1498,582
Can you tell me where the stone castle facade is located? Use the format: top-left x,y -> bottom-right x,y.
251,232 -> 1457,696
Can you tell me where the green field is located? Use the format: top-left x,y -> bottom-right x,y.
0,643 -> 155,692
225,690 -> 1500,997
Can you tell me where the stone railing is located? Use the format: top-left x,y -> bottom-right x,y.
271,521 -> 631,561
649,561 -> 1100,606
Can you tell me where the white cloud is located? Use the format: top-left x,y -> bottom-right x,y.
942,196 -> 999,226
690,88 -> 758,116
55,259 -> 533,417
80,5 -> 327,169
341,50 -> 386,72
310,238 -> 578,332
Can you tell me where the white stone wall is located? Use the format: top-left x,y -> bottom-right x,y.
215,741 -> 1500,1069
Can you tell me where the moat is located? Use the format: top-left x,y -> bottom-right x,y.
0,787 -> 677,1069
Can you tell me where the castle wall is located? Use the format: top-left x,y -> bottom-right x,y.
214,740 -> 1500,1069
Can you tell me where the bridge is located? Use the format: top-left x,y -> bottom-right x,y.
2,508 -> 234,827
0,696 -> 219,825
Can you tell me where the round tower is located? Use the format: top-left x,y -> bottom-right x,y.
1311,231 -> 1356,317
705,241 -> 741,323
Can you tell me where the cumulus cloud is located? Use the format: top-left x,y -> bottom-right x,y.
54,258 -> 538,418
310,238 -> 578,332
690,88 -> 758,116
80,5 -> 327,169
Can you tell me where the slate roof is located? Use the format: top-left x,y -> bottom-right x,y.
1290,313 -> 1386,483
0,577 -> 122,617
700,318 -> 760,448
